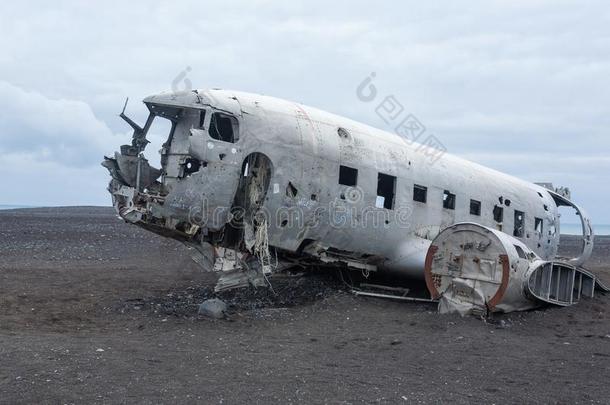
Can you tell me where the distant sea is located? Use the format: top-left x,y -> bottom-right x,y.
0,205 -> 34,210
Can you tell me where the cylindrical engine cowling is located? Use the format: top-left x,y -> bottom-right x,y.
424,222 -> 542,315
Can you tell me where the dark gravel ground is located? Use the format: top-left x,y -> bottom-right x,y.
0,207 -> 608,404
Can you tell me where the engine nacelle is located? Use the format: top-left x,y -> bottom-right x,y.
424,223 -> 601,315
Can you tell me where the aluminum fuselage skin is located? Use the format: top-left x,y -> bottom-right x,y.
125,89 -> 576,278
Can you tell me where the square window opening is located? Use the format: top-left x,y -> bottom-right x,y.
413,184 -> 427,203
493,205 -> 504,223
339,165 -> 358,186
470,199 -> 481,216
514,210 -> 525,237
443,190 -> 456,210
209,112 -> 238,143
377,173 -> 396,210
535,217 -> 544,233
198,110 -> 206,129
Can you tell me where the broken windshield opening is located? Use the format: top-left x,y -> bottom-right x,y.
144,114 -> 174,170
209,112 -> 238,143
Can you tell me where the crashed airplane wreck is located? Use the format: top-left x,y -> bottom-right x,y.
103,88 -> 607,316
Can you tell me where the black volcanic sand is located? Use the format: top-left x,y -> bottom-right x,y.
0,207 -> 608,404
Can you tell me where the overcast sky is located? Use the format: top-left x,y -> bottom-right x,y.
1,1 -> 609,223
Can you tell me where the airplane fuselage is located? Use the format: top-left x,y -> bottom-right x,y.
103,89 -> 593,281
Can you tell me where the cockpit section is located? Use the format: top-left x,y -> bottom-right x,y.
102,92 -> 245,248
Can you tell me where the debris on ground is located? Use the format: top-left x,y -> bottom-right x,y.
119,272 -> 346,318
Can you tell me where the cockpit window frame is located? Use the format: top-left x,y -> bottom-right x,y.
209,111 -> 239,143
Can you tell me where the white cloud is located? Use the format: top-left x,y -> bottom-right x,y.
0,82 -> 122,207
0,0 -> 608,222
0,81 -> 118,167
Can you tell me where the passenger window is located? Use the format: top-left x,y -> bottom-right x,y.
443,190 -> 456,210
198,110 -> 206,129
339,165 -> 358,186
209,112 -> 238,143
413,184 -> 427,203
493,205 -> 503,223
470,199 -> 481,216
376,173 -> 396,210
535,217 -> 543,233
514,210 -> 525,237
